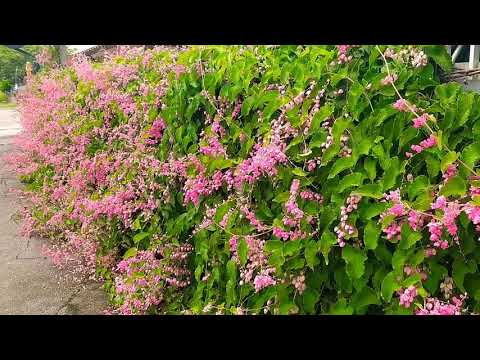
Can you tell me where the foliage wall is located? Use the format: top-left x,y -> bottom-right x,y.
8,45 -> 480,315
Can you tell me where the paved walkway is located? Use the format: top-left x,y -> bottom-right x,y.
0,108 -> 107,314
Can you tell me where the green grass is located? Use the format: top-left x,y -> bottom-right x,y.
0,102 -> 17,109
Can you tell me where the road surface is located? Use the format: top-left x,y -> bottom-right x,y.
0,108 -> 108,314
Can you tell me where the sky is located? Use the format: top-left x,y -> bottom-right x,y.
67,45 -> 96,53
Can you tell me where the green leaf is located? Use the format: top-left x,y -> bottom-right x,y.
407,175 -> 429,201
423,45 -> 453,72
226,260 -> 237,282
353,138 -> 373,159
399,226 -> 422,250
133,231 -> 149,244
351,287 -> 379,310
305,240 -> 320,270
283,239 -> 302,256
237,238 -> 248,267
123,247 -> 137,259
319,229 -> 337,265
328,157 -> 356,179
462,142 -> 480,169
329,298 -> 354,315
359,201 -> 389,220
424,261 -> 448,294
364,157 -> 377,181
337,172 -> 363,193
382,156 -> 401,191
352,184 -> 383,199
303,288 -> 320,314
425,154 -> 440,179
441,151 -> 458,173
264,240 -> 284,253
342,245 -> 367,280
439,176 -> 467,197
292,167 -> 307,177
413,191 -> 434,211
392,249 -> 408,271
310,103 -> 334,132
332,117 -> 353,142
364,221 -> 381,250
402,273 -> 421,288
453,258 -> 477,292
456,92 -> 476,128
435,82 -> 462,109
381,271 -> 401,302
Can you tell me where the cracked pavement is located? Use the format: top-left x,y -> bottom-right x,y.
0,108 -> 108,315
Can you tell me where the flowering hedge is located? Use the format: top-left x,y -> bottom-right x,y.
8,45 -> 480,315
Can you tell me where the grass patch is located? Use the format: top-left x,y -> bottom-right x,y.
0,102 -> 17,109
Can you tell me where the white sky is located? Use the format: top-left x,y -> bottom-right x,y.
68,45 -> 96,53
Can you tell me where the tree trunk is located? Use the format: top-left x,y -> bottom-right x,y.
54,45 -> 68,66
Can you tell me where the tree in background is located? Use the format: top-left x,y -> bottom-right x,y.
0,45 -> 70,87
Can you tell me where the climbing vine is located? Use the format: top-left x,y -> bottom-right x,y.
8,45 -> 480,315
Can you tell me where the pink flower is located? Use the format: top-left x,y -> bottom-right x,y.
393,99 -> 409,112
412,114 -> 429,129
399,286 -> 417,308
388,203 -> 406,217
432,196 -> 447,210
273,227 -> 290,240
381,74 -> 398,86
253,274 -> 276,292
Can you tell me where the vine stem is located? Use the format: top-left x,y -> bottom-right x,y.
375,45 -> 477,176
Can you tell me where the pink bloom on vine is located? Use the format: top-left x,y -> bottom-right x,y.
307,159 -> 317,172
425,247 -> 437,257
384,223 -> 401,240
464,205 -> 480,225
399,286 -> 417,308
427,221 -> 449,249
393,99 -> 410,112
253,274 -> 276,292
432,196 -> 447,210
149,118 -> 165,140
300,190 -> 323,203
411,145 -> 424,153
420,134 -> 437,149
444,202 -> 460,236
229,236 -> 239,252
200,136 -> 227,157
412,114 -> 429,129
175,64 -> 186,79
388,203 -> 406,217
384,189 -> 401,202
408,210 -> 423,231
443,164 -> 457,182
381,74 -> 398,85
211,120 -> 225,138
240,205 -> 266,232
272,227 -> 290,240
470,187 -> 480,197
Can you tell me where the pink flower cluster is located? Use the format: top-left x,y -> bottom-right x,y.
412,113 -> 429,129
229,235 -> 276,292
406,134 -> 437,158
234,142 -> 288,188
334,195 -> 361,247
336,45 -> 353,64
416,295 -> 466,315
398,286 -> 417,308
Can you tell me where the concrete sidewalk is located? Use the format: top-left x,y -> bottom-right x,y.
0,108 -> 107,314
